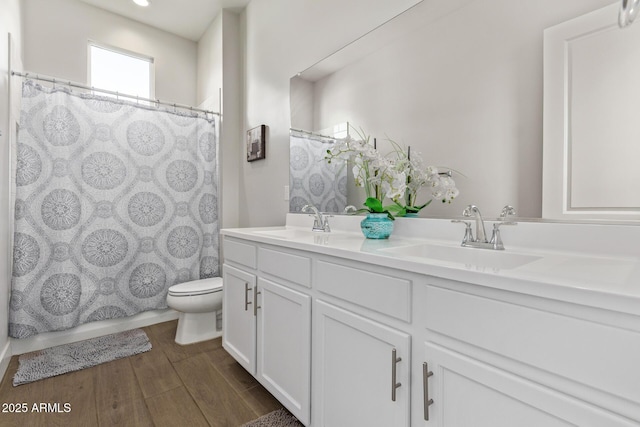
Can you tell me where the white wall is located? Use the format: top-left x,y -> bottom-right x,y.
198,10 -> 243,229
241,0 -> 422,226
0,0 -> 23,374
306,0 -> 615,219
198,14 -> 223,108
22,0 -> 197,105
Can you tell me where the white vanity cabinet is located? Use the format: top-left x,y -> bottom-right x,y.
256,277 -> 311,424
313,300 -> 410,426
222,238 -> 258,373
312,258 -> 414,427
415,280 -> 640,427
222,263 -> 257,373
420,343 -> 632,427
222,227 -> 640,427
222,237 -> 312,425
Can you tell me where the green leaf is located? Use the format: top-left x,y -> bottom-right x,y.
404,200 -> 433,214
416,200 -> 432,210
385,204 -> 406,217
364,197 -> 384,213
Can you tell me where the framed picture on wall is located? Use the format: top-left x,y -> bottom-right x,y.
247,125 -> 266,162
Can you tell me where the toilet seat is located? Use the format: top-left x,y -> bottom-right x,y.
168,277 -> 223,297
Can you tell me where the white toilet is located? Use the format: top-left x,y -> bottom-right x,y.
166,277 -> 223,345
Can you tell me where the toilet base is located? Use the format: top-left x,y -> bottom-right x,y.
174,310 -> 222,345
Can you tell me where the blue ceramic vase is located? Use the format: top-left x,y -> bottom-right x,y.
360,213 -> 394,239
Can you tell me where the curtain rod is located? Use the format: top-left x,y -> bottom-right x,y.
11,70 -> 219,116
290,127 -> 342,141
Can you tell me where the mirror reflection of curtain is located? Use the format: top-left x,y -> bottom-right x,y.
289,132 -> 347,213
10,80 -> 219,338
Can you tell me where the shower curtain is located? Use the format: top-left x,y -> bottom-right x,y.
289,132 -> 347,213
10,80 -> 219,339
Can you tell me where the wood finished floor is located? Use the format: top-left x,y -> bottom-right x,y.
0,320 -> 283,427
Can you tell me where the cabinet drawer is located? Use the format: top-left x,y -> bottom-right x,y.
223,238 -> 257,269
424,284 -> 640,405
316,260 -> 411,322
259,247 -> 311,288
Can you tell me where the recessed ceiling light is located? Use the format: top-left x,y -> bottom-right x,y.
132,0 -> 150,6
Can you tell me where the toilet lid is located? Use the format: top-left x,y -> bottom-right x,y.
168,277 -> 223,296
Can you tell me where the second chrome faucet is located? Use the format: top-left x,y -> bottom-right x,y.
302,205 -> 331,232
452,205 -> 517,250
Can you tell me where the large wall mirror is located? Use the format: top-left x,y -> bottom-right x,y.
543,2 -> 640,220
289,0 -> 639,222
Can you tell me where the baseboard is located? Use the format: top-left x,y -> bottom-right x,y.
0,340 -> 12,382
11,309 -> 179,355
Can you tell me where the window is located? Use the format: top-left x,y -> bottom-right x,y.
88,43 -> 153,100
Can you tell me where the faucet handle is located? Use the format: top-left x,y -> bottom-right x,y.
499,205 -> 516,219
452,219 -> 472,224
462,204 -> 479,217
321,214 -> 332,232
492,221 -> 517,229
489,221 -> 517,250
452,219 -> 474,244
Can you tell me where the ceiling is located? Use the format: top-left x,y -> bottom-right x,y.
77,0 -> 250,41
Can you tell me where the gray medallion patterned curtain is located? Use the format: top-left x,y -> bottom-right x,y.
10,80 -> 219,339
289,133 -> 347,213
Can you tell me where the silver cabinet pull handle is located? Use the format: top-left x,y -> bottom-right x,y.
244,282 -> 252,311
423,362 -> 434,420
253,285 -> 261,316
391,348 -> 402,401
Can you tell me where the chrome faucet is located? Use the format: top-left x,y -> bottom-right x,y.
453,205 -> 517,250
462,205 -> 487,243
343,205 -> 358,214
302,204 -> 331,232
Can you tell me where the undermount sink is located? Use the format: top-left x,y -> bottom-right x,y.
254,228 -> 320,239
253,228 -> 355,245
380,243 -> 542,271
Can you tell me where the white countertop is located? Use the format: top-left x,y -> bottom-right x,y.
221,214 -> 640,317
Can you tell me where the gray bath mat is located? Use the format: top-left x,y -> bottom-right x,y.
13,328 -> 151,386
242,408 -> 304,427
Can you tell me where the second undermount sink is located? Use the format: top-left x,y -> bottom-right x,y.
254,228 -> 320,239
380,243 -> 542,271
253,228 -> 356,244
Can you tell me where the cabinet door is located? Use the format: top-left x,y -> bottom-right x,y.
313,300 -> 410,427
257,278 -> 311,426
422,342 -> 635,427
222,264 -> 257,375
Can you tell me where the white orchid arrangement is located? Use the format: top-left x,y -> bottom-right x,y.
325,128 -> 460,218
325,130 -> 405,218
388,142 -> 460,216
